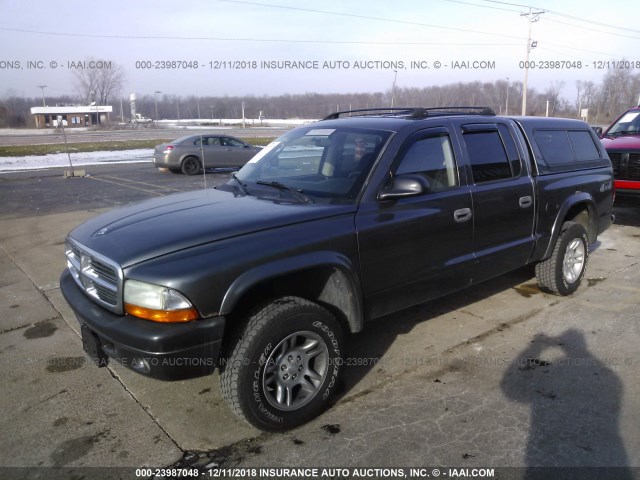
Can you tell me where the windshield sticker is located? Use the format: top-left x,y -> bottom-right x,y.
619,112 -> 640,123
305,129 -> 336,136
247,141 -> 281,163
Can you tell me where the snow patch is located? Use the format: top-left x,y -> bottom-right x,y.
0,149 -> 153,172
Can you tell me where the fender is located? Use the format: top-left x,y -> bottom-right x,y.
180,153 -> 201,164
542,192 -> 597,260
219,251 -> 364,333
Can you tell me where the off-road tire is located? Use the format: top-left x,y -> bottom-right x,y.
220,296 -> 344,431
181,156 -> 201,175
535,221 -> 589,296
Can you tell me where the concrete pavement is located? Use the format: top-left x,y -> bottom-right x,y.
0,165 -> 639,475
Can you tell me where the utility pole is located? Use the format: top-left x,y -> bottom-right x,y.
37,85 -> 47,107
391,70 -> 398,108
521,8 -> 544,116
154,90 -> 162,127
505,77 -> 510,115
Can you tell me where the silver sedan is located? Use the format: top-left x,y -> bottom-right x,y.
153,134 -> 262,175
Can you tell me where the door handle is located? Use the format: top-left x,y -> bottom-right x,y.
519,196 -> 533,208
454,208 -> 472,223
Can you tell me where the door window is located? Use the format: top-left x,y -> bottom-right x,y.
395,134 -> 458,191
194,137 -> 220,146
464,130 -> 517,183
222,137 -> 245,147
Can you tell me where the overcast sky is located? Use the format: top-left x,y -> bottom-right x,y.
1,0 -> 638,101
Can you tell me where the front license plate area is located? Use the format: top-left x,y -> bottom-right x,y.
81,324 -> 109,367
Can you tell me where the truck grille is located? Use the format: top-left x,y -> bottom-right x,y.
65,238 -> 123,313
607,151 -> 640,181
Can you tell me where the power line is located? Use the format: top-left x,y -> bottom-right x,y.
213,0 -> 526,40
478,0 -> 640,34
443,0 -> 522,13
0,27 -> 520,45
546,9 -> 640,35
476,0 -> 538,9
447,0 -> 640,53
543,17 -> 640,41
543,40 -> 638,59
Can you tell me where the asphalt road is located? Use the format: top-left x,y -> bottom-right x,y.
0,162 -> 226,218
0,126 -> 290,146
0,162 -> 639,478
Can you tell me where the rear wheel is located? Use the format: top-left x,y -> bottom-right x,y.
181,156 -> 201,175
220,296 -> 344,431
535,221 -> 589,296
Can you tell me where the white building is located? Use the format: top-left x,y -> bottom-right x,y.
30,105 -> 113,128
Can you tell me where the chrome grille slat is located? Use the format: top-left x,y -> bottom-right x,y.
65,238 -> 123,313
95,283 -> 118,303
89,259 -> 118,283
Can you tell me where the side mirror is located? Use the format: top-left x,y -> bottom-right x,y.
378,174 -> 429,201
592,126 -> 603,137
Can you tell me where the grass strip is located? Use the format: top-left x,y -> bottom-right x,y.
0,137 -> 276,157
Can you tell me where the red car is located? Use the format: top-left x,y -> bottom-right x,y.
600,105 -> 640,197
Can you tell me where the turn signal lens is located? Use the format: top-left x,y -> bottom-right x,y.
124,303 -> 198,323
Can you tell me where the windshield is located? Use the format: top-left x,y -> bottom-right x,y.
606,110 -> 640,136
229,126 -> 392,201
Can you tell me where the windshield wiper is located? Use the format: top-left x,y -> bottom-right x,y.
255,180 -> 314,204
230,174 -> 249,196
606,129 -> 640,137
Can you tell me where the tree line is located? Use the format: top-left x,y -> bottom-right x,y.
1,67 -> 638,128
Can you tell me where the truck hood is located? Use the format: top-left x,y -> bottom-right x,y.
69,188 -> 355,267
601,134 -> 640,150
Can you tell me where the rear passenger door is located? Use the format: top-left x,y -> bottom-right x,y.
197,136 -> 222,168
460,122 -> 535,281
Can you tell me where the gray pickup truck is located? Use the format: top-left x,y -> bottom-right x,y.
61,107 -> 614,431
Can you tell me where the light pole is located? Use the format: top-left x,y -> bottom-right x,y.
521,8 -> 544,116
391,70 -> 398,108
154,90 -> 161,127
505,77 -> 510,115
89,90 -> 99,127
37,85 -> 47,107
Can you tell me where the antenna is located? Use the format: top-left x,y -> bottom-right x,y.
200,134 -> 207,189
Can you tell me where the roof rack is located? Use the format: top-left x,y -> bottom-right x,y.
323,106 -> 496,120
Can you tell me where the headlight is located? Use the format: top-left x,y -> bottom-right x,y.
124,279 -> 198,323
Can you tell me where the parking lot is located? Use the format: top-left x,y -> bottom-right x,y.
1,162 -> 639,477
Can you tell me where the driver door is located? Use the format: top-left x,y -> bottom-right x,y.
355,127 -> 474,319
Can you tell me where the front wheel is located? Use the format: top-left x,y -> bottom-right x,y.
535,221 -> 589,296
181,156 -> 201,175
220,296 -> 344,431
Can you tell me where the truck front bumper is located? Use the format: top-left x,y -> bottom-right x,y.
614,180 -> 640,197
60,269 -> 224,380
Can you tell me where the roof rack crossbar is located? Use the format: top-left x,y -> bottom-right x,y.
323,106 -> 496,120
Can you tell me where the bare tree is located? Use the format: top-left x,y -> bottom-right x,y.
72,58 -> 125,105
544,81 -> 565,116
